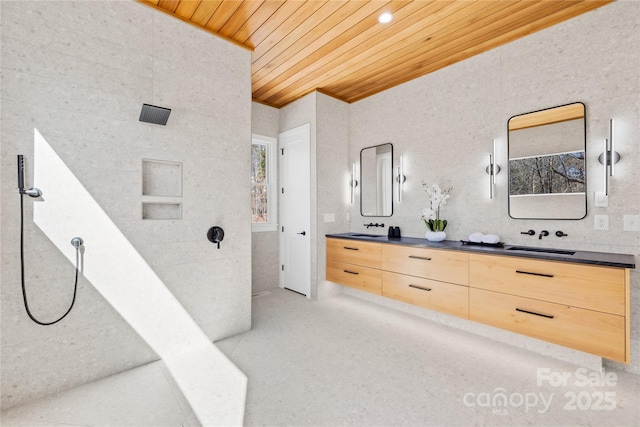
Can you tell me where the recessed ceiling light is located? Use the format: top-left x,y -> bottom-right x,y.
378,12 -> 393,24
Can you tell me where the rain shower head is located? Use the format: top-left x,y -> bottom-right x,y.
139,104 -> 171,126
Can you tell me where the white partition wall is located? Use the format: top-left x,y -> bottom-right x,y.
1,0 -> 252,410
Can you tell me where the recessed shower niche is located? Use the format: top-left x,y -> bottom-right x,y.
141,159 -> 182,220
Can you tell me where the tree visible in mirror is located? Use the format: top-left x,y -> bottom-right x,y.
422,183 -> 452,231
507,102 -> 586,220
509,152 -> 585,195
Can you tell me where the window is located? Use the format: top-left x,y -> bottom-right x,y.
251,134 -> 277,232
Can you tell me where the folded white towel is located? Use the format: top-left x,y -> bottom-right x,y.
468,232 -> 484,243
482,234 -> 500,244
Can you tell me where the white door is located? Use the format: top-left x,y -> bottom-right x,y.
279,123 -> 311,297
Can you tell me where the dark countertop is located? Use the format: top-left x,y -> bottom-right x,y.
326,233 -> 636,269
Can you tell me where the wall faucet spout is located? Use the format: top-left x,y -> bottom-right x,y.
364,222 -> 384,229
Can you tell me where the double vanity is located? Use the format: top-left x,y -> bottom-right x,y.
326,233 -> 634,364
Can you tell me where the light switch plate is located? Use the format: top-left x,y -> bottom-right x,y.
323,213 -> 336,223
594,215 -> 609,230
594,192 -> 608,207
623,215 -> 640,231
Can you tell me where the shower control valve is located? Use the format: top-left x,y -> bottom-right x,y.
207,226 -> 224,249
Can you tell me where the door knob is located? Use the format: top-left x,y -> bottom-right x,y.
297,231 -> 306,236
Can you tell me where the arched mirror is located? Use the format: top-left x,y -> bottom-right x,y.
508,102 -> 587,219
360,143 -> 393,217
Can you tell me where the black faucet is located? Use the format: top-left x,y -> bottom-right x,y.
555,231 -> 568,237
364,222 -> 384,229
538,230 -> 549,240
520,229 -> 535,236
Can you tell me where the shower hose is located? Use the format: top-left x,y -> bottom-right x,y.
20,192 -> 80,325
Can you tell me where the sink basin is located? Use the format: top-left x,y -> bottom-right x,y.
507,246 -> 575,255
348,233 -> 385,238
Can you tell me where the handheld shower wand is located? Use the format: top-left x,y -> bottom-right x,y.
17,154 -> 81,325
18,154 -> 25,192
17,155 -> 42,197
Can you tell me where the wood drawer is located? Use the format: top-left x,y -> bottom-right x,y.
326,238 -> 382,269
469,288 -> 626,362
469,254 -> 625,315
382,245 -> 469,285
382,271 -> 468,319
326,259 -> 381,295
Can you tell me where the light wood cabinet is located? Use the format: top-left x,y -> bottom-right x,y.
382,245 -> 469,285
327,238 -> 468,310
382,271 -> 468,318
470,288 -> 626,362
326,238 -> 382,295
325,237 -> 631,363
469,254 -> 625,315
326,238 -> 382,269
326,259 -> 382,295
468,253 -> 630,364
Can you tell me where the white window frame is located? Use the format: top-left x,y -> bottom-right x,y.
251,134 -> 278,232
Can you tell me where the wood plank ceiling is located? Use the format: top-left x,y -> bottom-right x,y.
139,0 -> 610,108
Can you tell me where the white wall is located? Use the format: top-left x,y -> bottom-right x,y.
1,0 -> 252,408
278,93 -> 351,299
348,1 -> 639,373
251,102 -> 280,294
316,93 -> 350,299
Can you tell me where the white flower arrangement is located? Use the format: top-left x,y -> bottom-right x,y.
421,183 -> 452,232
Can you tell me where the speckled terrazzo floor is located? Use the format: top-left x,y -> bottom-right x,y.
218,288 -> 640,427
0,360 -> 199,426
2,288 -> 639,426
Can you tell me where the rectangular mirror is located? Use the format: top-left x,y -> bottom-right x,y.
360,143 -> 393,217
508,102 -> 586,219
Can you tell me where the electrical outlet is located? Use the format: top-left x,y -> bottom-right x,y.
594,192 -> 608,207
594,215 -> 609,231
623,215 -> 640,231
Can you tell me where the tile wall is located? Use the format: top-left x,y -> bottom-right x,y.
347,1 -> 639,374
1,0 -> 252,408
251,102 -> 280,295
315,93 -> 351,299
278,92 -> 351,299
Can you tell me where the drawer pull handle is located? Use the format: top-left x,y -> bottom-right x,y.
409,284 -> 432,292
408,255 -> 432,261
515,270 -> 554,278
344,246 -> 359,251
515,308 -> 554,319
343,270 -> 359,275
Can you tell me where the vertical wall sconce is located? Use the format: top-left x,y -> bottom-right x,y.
395,155 -> 406,202
485,139 -> 501,199
598,119 -> 621,196
350,162 -> 358,204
